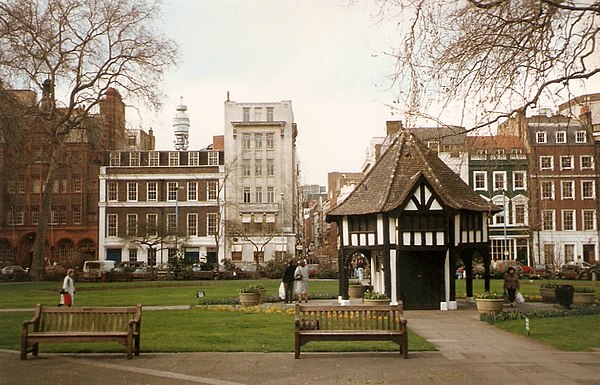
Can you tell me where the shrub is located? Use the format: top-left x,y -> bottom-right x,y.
263,254 -> 287,279
237,285 -> 259,294
476,291 -> 504,299
363,290 -> 388,300
539,282 -> 557,289
315,265 -> 338,279
574,286 -> 595,293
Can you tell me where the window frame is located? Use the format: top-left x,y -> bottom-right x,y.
560,156 -> 574,170
492,171 -> 507,191
541,210 -> 555,231
581,180 -> 595,199
127,182 -> 138,202
562,209 -> 575,231
561,180 -> 575,200
473,171 -> 487,191
536,131 -> 547,143
513,171 -> 526,191
539,156 -> 553,170
147,182 -> 158,201
575,131 -> 587,143
540,181 -> 554,200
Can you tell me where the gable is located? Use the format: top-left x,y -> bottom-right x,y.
403,182 -> 444,212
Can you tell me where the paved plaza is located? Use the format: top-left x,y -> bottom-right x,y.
1,300 -> 599,385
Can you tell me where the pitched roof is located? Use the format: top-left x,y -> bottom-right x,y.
466,135 -> 525,152
327,129 -> 497,218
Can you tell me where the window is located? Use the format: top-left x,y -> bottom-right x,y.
540,156 -> 553,170
147,248 -> 157,266
266,107 -> 274,122
17,176 -> 25,193
32,208 -> 40,225
472,171 -> 486,190
187,213 -> 198,236
491,196 -> 506,225
255,133 -> 263,149
130,152 -> 140,166
109,152 -> 120,166
561,181 -> 574,200
242,107 -> 250,122
575,131 -> 587,143
540,181 -> 554,200
207,181 -> 218,201
72,206 -> 81,224
126,248 -> 137,262
243,187 -> 251,203
267,187 -> 274,203
536,131 -> 547,143
583,210 -> 596,231
242,133 -> 251,150
72,176 -> 82,192
149,152 -> 159,166
560,156 -> 573,170
208,151 -> 219,166
187,182 -> 198,201
513,171 -> 526,190
127,182 -> 138,202
167,182 -> 179,201
493,171 -> 506,191
564,244 -> 575,262
127,214 -> 138,236
255,160 -> 263,176
188,152 -> 199,166
32,178 -> 41,193
146,214 -> 158,236
169,152 -> 179,166
541,210 -> 555,231
514,204 -> 526,225
543,243 -> 555,266
266,133 -> 275,150
582,180 -> 595,199
581,155 -> 594,170
562,210 -> 575,231
107,214 -> 118,236
167,213 -> 177,234
254,107 -> 262,121
108,182 -> 118,202
255,186 -> 263,203
207,213 -> 218,235
266,159 -> 275,176
555,131 -> 566,143
242,160 -> 251,176
147,182 -> 157,201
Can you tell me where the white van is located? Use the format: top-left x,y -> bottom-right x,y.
82,260 -> 116,281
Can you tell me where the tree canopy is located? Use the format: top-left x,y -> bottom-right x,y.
378,0 -> 600,129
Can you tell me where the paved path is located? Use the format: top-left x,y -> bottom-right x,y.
1,300 -> 599,385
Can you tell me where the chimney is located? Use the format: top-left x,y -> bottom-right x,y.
386,120 -> 403,136
579,105 -> 593,131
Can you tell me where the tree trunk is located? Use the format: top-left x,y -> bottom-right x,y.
29,152 -> 58,281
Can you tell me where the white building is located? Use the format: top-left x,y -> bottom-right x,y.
224,99 -> 298,264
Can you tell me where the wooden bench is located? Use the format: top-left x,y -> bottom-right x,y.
294,303 -> 408,359
21,304 -> 142,360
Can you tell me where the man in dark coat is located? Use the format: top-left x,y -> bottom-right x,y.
282,260 -> 297,303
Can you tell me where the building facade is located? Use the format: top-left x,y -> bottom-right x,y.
223,99 -> 298,264
98,139 -> 224,267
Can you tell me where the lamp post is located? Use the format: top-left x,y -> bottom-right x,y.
503,188 -> 508,262
175,184 -> 185,261
281,192 -> 285,257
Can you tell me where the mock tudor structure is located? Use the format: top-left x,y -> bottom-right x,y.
327,123 -> 498,310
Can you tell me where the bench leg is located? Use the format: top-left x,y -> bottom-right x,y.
294,336 -> 300,359
402,333 -> 408,359
134,335 -> 140,356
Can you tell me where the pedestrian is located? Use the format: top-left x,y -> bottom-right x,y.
503,266 -> 520,307
294,259 -> 310,303
59,269 -> 76,307
281,259 -> 297,303
356,256 -> 365,282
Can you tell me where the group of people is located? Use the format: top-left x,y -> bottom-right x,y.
281,259 -> 309,303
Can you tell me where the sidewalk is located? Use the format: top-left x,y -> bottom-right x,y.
1,300 -> 598,385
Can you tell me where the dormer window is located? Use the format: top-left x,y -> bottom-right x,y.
536,131 -> 547,143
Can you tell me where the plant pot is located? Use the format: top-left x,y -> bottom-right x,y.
348,285 -> 365,299
257,288 -> 267,304
573,292 -> 596,305
363,299 -> 390,306
539,288 -> 556,303
475,299 -> 504,315
238,292 -> 260,307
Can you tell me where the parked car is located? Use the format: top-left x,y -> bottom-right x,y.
132,266 -> 156,280
82,260 -> 116,281
1,265 -> 28,276
110,261 -> 146,281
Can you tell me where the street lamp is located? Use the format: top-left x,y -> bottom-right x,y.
175,184 -> 185,260
503,189 -> 508,262
281,192 -> 285,257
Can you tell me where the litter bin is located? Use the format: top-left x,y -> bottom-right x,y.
555,285 -> 574,308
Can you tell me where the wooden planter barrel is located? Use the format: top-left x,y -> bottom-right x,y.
540,288 -> 556,303
239,292 -> 260,307
573,292 -> 596,305
348,285 -> 365,299
363,299 -> 390,306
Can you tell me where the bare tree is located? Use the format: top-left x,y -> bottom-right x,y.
0,0 -> 177,280
377,0 -> 600,129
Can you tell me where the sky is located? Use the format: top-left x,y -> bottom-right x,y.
138,0 -> 399,186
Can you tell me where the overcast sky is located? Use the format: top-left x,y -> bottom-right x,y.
137,0 -> 398,186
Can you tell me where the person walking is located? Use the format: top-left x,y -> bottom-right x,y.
356,256 -> 366,282
503,266 -> 520,307
294,259 -> 310,303
281,260 -> 297,303
59,269 -> 76,307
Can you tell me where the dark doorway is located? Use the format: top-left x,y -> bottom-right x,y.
106,248 -> 122,263
583,244 -> 595,265
398,250 -> 445,310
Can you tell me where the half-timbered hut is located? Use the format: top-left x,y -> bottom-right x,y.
327,126 -> 499,309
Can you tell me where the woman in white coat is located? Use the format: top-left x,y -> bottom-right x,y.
60,269 -> 76,306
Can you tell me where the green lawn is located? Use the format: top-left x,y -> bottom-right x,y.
2,278 -> 598,354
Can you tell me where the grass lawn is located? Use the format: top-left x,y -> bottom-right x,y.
0,279 -> 434,354
494,314 -> 600,351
